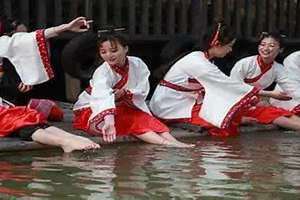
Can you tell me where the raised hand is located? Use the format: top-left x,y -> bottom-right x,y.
65,16 -> 93,32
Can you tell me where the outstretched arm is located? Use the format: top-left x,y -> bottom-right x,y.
44,16 -> 92,39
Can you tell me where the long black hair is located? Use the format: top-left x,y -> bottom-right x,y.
154,22 -> 236,81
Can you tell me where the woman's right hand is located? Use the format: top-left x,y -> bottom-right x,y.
267,90 -> 292,101
17,82 -> 33,93
101,115 -> 116,143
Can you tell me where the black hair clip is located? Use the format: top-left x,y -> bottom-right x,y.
97,27 -> 126,38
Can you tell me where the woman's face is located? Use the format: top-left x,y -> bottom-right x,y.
258,37 -> 281,62
99,40 -> 128,66
213,39 -> 236,58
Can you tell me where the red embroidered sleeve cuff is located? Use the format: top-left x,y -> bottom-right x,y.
36,29 -> 54,79
89,108 -> 116,127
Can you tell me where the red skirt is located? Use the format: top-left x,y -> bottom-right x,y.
242,105 -> 293,124
73,104 -> 169,136
164,104 -> 242,137
0,106 -> 46,137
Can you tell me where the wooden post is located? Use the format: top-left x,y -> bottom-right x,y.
69,0 -> 79,20
3,0 -> 12,18
234,0 -> 244,36
54,0 -> 63,25
36,0 -> 47,28
278,0 -> 287,33
65,73 -> 81,102
267,0 -> 276,32
296,0 -> 300,37
153,0 -> 162,35
178,0 -> 188,34
141,0 -> 150,35
20,0 -> 29,26
84,0 -> 93,19
191,0 -> 202,37
166,0 -> 176,35
113,0 -> 122,27
99,0 -> 108,26
128,0 -> 136,35
256,0 -> 266,34
213,0 -> 223,22
245,0 -> 255,38
288,0 -> 296,37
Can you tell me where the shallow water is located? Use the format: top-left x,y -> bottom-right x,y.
0,131 -> 299,199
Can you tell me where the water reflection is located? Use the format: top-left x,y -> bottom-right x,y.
0,131 -> 299,199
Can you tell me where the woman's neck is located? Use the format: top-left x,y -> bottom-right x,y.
258,55 -> 273,65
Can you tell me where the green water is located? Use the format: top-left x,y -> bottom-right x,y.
0,131 -> 299,199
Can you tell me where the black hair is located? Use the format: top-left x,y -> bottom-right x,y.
97,28 -> 128,48
154,22 -> 236,81
1,18 -> 25,36
202,23 -> 236,51
96,28 -> 128,61
258,31 -> 286,48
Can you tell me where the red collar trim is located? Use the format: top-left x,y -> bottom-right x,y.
111,58 -> 129,90
244,56 -> 273,84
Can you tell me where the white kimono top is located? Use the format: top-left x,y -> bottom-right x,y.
73,56 -> 151,126
270,51 -> 300,112
149,51 -> 258,129
0,30 -> 53,85
230,55 -> 292,91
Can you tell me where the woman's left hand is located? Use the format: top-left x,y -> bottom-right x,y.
65,16 -> 93,32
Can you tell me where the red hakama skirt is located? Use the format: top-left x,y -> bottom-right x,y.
0,106 -> 46,137
164,104 -> 242,137
73,103 -> 169,136
242,105 -> 293,124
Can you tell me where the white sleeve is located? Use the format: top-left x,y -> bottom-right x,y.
230,59 -> 248,82
181,56 -> 256,128
128,59 -> 150,100
0,30 -> 53,85
275,65 -> 295,95
89,66 -> 116,120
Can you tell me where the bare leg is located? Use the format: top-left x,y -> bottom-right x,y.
273,115 -> 300,132
31,126 -> 100,153
135,131 -> 193,148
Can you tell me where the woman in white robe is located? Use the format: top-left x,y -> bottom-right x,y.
73,29 -> 193,147
270,51 -> 300,115
230,32 -> 300,131
149,24 -> 288,137
0,17 -> 100,152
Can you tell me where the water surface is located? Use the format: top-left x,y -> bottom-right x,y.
0,131 -> 299,199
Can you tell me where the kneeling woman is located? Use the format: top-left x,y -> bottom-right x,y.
73,30 -> 192,147
149,23 -> 290,137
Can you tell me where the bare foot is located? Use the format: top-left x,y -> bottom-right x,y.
62,136 -> 100,153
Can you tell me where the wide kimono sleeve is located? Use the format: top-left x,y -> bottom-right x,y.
270,52 -> 300,112
88,65 -> 116,124
181,54 -> 258,128
274,64 -> 296,95
128,58 -> 150,101
0,30 -> 53,85
230,59 -> 249,82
